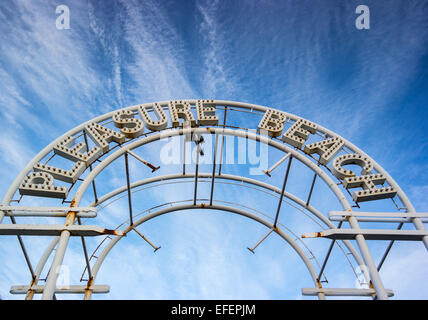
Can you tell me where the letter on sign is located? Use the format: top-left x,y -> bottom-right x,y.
85,123 -> 126,153
332,153 -> 396,202
113,109 -> 144,138
331,153 -> 373,180
344,173 -> 397,202
304,137 -> 344,165
138,103 -> 168,131
282,119 -> 317,148
33,161 -> 86,184
19,172 -> 68,199
196,100 -> 218,126
168,101 -> 196,127
54,136 -> 102,166
257,109 -> 287,138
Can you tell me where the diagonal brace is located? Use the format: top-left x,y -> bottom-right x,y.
247,228 -> 275,254
127,150 -> 160,172
132,226 -> 161,252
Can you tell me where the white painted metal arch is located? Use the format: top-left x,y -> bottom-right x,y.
0,100 -> 425,300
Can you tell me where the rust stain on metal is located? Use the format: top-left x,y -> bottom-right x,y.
200,203 -> 206,208
302,232 -> 323,238
65,199 -> 78,227
69,199 -> 77,208
84,278 -> 94,299
103,228 -> 123,236
85,278 -> 94,290
25,277 -> 37,300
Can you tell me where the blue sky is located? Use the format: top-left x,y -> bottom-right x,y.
0,0 -> 427,300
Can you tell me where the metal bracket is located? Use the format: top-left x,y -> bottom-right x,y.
263,153 -> 291,177
127,150 -> 160,172
132,226 -> 161,252
247,228 -> 275,254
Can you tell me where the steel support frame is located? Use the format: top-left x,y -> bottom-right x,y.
209,133 -> 219,206
317,221 -> 343,282
273,155 -> 293,227
72,127 -> 388,299
41,229 -> 71,299
348,216 -> 388,300
83,204 -> 326,300
26,172 -> 366,300
91,171 -> 366,266
1,101 -> 425,300
2,99 -> 424,249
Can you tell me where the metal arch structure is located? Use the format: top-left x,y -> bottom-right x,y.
0,99 -> 426,300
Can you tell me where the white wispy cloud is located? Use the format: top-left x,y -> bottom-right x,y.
380,242 -> 428,299
117,0 -> 197,101
196,0 -> 241,98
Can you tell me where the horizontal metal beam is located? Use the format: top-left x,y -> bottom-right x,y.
329,211 -> 428,223
330,217 -> 428,223
10,285 -> 110,294
302,229 -> 428,241
0,206 -> 97,218
0,224 -> 123,237
302,287 -> 394,297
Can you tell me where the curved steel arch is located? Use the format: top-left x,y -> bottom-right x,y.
0,100 -> 420,217
1,100 -> 426,301
83,204 -> 325,300
89,172 -> 365,266
72,127 -> 351,207
68,126 -> 388,299
22,172 -> 366,301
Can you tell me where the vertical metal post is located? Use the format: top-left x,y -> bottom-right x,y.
348,216 -> 389,300
209,133 -> 219,206
83,131 -> 98,203
41,229 -> 71,299
124,152 -> 133,226
26,237 -> 60,300
273,155 -> 293,227
182,135 -> 186,175
193,143 -> 201,206
411,217 -> 428,250
218,106 -> 228,176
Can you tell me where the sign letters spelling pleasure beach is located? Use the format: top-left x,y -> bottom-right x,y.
1,100 -> 427,300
